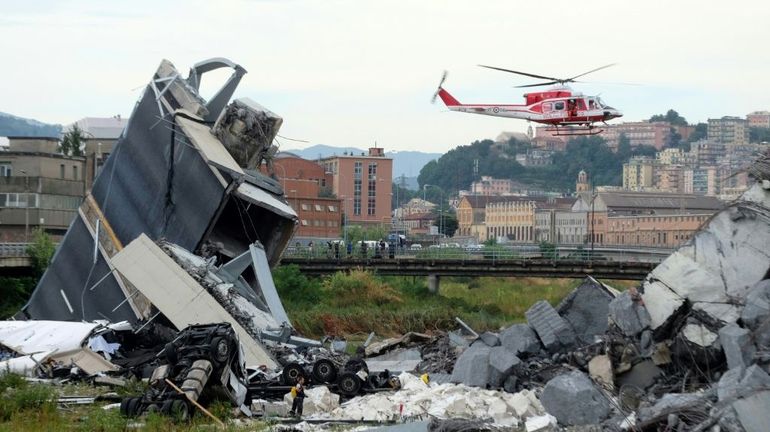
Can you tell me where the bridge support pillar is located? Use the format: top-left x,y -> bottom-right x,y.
427,274 -> 440,294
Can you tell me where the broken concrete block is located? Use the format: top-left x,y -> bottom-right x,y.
616,360 -> 663,390
732,390 -> 770,432
608,290 -> 652,336
252,399 -> 290,417
525,414 -> 558,432
504,389 -> 544,418
718,365 -> 770,402
588,355 -> 614,389
479,331 -> 500,347
499,324 -> 541,357
488,346 -> 521,388
450,344 -> 490,387
640,280 -> 685,334
525,301 -> 576,353
556,277 -> 616,344
540,370 -> 610,426
719,323 -> 756,370
681,323 -> 719,347
741,279 -> 770,330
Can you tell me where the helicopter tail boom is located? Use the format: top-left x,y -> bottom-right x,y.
437,88 -> 461,107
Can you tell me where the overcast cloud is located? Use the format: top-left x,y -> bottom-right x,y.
1,0 -> 768,152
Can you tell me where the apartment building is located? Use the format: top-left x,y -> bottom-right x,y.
319,147 -> 392,227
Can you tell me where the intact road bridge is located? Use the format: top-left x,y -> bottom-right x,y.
280,246 -> 669,292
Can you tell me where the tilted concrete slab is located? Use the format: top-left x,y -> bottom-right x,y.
112,234 -> 276,368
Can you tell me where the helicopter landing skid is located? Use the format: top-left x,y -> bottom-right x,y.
545,126 -> 604,136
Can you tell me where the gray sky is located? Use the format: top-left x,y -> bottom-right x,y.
1,0 -> 768,153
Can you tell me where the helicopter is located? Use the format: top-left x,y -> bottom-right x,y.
431,64 -> 623,136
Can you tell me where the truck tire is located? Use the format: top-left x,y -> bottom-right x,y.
312,359 -> 338,383
337,372 -> 362,397
282,362 -> 305,384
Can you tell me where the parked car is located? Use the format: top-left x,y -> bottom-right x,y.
409,244 -> 423,251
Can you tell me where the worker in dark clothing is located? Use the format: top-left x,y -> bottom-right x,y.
289,376 -> 306,417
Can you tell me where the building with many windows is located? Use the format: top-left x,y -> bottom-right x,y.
708,116 -> 749,146
270,153 -> 341,239
319,147 -> 392,227
747,111 -> 770,129
0,137 -> 86,241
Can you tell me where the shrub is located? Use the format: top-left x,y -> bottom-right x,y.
321,270 -> 402,307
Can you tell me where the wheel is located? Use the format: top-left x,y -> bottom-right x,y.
337,372 -> 362,397
282,362 -> 306,384
165,399 -> 190,422
312,359 -> 338,384
120,398 -> 132,417
210,337 -> 230,364
343,358 -> 368,374
126,397 -> 142,417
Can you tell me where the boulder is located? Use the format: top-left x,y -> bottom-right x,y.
488,346 -> 521,387
525,301 -> 576,353
499,324 -> 541,357
608,290 -> 652,336
556,277 -> 616,344
450,344 -> 490,387
719,323 -> 756,370
479,331 -> 500,347
540,370 -> 610,426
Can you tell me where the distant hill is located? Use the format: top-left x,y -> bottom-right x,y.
0,112 -> 61,138
284,144 -> 440,181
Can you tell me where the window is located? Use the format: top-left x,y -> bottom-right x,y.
60,164 -> 65,179
301,204 -> 310,211
328,205 -> 337,212
367,163 -> 377,216
554,102 -> 565,110
315,204 -> 323,211
301,219 -> 308,226
0,163 -> 11,177
72,165 -> 78,180
542,102 -> 553,112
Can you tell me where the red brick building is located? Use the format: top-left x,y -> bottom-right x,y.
270,154 -> 342,239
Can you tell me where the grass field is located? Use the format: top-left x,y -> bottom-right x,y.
275,265 -> 637,338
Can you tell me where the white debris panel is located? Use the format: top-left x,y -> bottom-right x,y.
111,234 -> 277,368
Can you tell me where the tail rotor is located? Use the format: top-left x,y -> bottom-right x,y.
431,70 -> 448,104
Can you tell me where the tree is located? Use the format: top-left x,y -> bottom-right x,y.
435,210 -> 458,237
687,123 -> 707,143
617,133 -> 631,159
650,109 -> 688,126
59,123 -> 87,156
666,127 -> 683,149
26,228 -> 55,275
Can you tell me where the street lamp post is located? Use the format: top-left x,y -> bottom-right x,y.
423,184 -> 444,239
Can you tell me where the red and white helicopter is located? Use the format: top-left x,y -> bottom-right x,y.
432,64 -> 623,136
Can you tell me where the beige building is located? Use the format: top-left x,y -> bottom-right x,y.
456,195 -> 508,241
471,176 -> 514,195
0,137 -> 86,241
708,116 -> 749,146
623,156 -> 655,190
486,197 -> 575,243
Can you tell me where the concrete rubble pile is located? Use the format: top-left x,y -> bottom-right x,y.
440,152 -> 770,431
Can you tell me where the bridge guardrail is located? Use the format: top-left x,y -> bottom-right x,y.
0,243 -> 31,257
281,244 -> 670,264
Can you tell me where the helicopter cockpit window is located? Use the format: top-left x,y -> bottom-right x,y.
596,98 -> 605,108
588,99 -> 596,110
542,102 -> 553,112
554,101 -> 565,110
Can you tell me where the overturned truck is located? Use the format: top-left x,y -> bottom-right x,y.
20,58 -> 297,369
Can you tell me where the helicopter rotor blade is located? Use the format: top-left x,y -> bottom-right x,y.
566,63 -> 617,82
514,81 -> 562,88
478,65 -> 560,82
